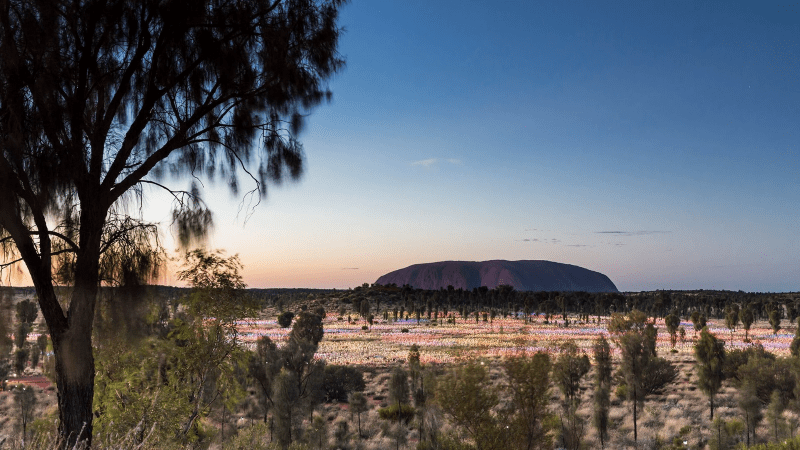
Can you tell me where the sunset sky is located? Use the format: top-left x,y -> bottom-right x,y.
110,1 -> 800,292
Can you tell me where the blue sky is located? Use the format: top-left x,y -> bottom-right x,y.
155,0 -> 800,292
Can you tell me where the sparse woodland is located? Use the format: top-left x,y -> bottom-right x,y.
4,282 -> 800,449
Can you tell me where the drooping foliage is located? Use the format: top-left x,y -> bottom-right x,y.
0,1 -> 346,445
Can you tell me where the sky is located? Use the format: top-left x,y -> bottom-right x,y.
15,0 -> 797,292
171,0 -> 800,293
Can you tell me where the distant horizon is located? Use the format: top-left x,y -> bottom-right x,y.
5,284 -> 798,294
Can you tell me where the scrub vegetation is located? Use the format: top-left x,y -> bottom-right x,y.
3,283 -> 800,449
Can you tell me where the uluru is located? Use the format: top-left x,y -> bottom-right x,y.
375,260 -> 619,293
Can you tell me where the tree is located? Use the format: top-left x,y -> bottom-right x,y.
359,297 -> 371,327
694,313 -> 708,336
386,367 -> 410,450
273,368 -> 301,448
13,322 -> 31,350
741,307 -> 755,342
13,384 -> 37,444
771,309 -> 783,336
306,413 -> 328,449
36,334 -> 48,363
0,1 -> 345,446
593,336 -> 612,449
695,327 -> 726,420
348,391 -> 368,439
389,367 -> 410,413
322,365 -> 365,402
13,347 -> 29,375
407,343 -> 433,444
246,307 -> 327,446
15,299 -> 38,325
725,304 -> 740,342
791,318 -> 800,358
608,310 -> 677,445
690,310 -> 701,336
277,311 -> 295,328
552,341 -> 590,411
739,380 -> 763,447
0,359 -> 8,391
767,389 -> 786,443
664,313 -> 680,351
503,352 -> 553,450
93,249 -> 255,447
249,336 -> 281,425
552,341 -> 590,450
436,360 -> 505,450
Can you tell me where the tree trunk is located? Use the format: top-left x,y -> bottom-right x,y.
710,394 -> 714,420
632,387 -> 638,444
52,326 -> 95,448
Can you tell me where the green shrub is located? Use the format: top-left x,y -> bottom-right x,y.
378,403 -> 415,423
615,383 -> 628,400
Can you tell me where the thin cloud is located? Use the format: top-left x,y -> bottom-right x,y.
411,158 -> 462,167
520,237 -> 559,243
412,158 -> 437,167
595,231 -> 671,237
341,267 -> 359,270
566,244 -> 590,247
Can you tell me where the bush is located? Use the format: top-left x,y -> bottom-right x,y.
277,311 -> 295,328
361,325 -> 368,331
323,365 -> 366,402
615,383 -> 628,400
401,328 -> 409,333
378,403 -> 415,423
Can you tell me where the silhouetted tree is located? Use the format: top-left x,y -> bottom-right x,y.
0,1 -> 345,445
770,309 -> 782,336
664,312 -> 680,350
13,347 -> 28,374
725,304 -> 740,342
741,307 -> 755,342
15,299 -> 38,325
593,336 -> 612,449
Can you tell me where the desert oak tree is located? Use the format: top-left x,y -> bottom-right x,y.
0,0 -> 345,446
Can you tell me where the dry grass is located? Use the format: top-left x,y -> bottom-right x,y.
1,317 -> 795,449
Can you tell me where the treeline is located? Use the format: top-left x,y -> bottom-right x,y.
327,284 -> 800,330
4,284 -> 798,327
